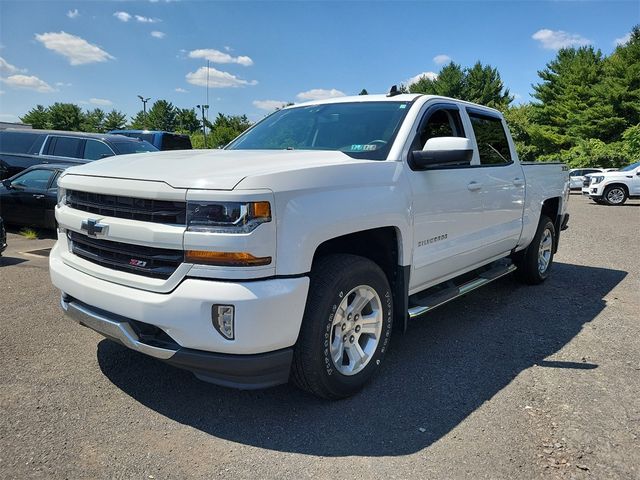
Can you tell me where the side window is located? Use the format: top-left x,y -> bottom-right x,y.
11,169 -> 54,190
0,132 -> 46,154
570,170 -> 582,177
51,136 -> 82,158
468,113 -> 512,165
84,140 -> 114,160
413,107 -> 465,150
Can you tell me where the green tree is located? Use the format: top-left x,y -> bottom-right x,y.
202,113 -> 252,148
409,62 -> 465,99
175,108 -> 201,134
20,105 -> 50,129
48,103 -> 84,131
129,110 -> 146,129
82,108 -> 105,133
103,110 -> 128,131
145,100 -> 177,131
359,89 -> 369,95
503,104 -> 539,163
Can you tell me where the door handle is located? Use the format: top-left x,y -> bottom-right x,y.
467,181 -> 483,191
32,194 -> 45,199
513,177 -> 525,187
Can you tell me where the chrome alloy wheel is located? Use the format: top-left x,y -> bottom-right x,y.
606,187 -> 625,204
538,227 -> 553,274
329,285 -> 383,376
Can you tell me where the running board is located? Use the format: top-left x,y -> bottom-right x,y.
408,262 -> 517,319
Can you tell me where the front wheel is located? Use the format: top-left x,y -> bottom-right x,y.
292,254 -> 393,399
514,215 -> 556,285
603,185 -> 627,205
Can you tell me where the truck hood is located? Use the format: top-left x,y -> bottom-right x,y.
63,149 -> 361,190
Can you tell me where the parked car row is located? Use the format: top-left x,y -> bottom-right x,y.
581,161 -> 640,205
0,128 -> 193,232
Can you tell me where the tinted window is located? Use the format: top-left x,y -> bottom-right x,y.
110,140 -> 157,154
569,170 -> 582,177
227,102 -> 411,160
414,107 -> 465,150
161,134 -> 192,150
51,136 -> 82,158
582,169 -> 600,175
11,169 -> 54,190
84,140 -> 114,160
0,131 -> 46,154
468,113 -> 512,165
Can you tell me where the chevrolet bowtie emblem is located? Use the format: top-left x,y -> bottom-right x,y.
81,219 -> 107,237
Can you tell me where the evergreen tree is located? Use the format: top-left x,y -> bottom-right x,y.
129,110 -> 146,129
464,62 -> 513,109
103,110 -> 128,131
20,105 -> 50,129
145,100 -> 177,131
82,108 -> 106,133
359,89 -> 369,95
175,108 -> 201,133
48,103 -> 84,131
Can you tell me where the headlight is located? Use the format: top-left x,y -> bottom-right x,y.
186,201 -> 271,233
591,176 -> 604,184
57,187 -> 66,206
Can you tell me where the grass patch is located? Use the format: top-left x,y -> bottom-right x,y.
19,228 -> 39,240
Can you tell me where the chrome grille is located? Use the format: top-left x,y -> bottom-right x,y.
66,190 -> 186,225
68,231 -> 182,279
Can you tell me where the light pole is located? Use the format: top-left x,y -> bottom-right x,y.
197,104 -> 209,148
137,95 -> 150,128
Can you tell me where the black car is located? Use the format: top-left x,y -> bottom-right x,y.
0,129 -> 158,179
0,216 -> 6,255
0,164 -> 68,229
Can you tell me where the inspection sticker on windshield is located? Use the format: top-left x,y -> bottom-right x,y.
350,144 -> 377,151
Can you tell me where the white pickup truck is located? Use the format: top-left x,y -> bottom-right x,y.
50,93 -> 570,399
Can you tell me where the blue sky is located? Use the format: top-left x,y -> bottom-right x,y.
0,0 -> 638,124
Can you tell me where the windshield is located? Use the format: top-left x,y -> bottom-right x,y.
621,161 -> 640,172
111,140 -> 158,155
227,101 -> 411,160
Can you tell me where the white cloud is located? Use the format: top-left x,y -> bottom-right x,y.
151,31 -> 166,39
185,66 -> 257,88
114,11 -> 132,22
135,15 -> 160,23
188,48 -> 253,66
614,33 -> 631,46
296,88 -> 345,101
67,9 -> 79,19
55,82 -> 72,87
35,31 -> 114,65
0,56 -> 26,75
1,74 -> 54,93
175,87 -> 188,93
405,71 -> 438,86
253,99 -> 289,111
433,54 -> 451,65
532,29 -> 591,50
89,97 -> 113,106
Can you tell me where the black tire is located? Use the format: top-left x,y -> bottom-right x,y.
602,185 -> 627,205
514,215 -> 556,285
292,254 -> 393,399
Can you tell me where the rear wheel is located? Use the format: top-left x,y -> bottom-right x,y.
603,185 -> 627,205
292,254 -> 393,399
514,215 -> 556,285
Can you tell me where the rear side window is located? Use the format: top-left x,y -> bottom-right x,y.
11,168 -> 54,190
161,134 -> 192,150
84,140 -> 114,160
0,132 -> 46,154
583,169 -> 600,175
51,136 -> 83,158
468,113 -> 512,165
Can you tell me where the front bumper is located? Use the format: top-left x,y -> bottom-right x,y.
50,241 -> 309,388
61,296 -> 294,388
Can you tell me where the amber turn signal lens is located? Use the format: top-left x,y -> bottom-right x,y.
250,201 -> 271,219
185,250 -> 272,267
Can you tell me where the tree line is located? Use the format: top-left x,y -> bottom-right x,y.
20,100 -> 252,149
19,26 -> 638,165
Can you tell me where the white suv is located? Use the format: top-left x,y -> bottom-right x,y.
584,161 -> 640,205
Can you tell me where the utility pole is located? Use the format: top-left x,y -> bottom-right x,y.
137,95 -> 150,129
196,104 -> 209,148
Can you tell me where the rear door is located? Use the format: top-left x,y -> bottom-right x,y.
464,108 -> 525,257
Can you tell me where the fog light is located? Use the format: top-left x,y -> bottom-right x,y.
212,305 -> 234,340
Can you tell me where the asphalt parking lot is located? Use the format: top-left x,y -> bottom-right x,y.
1,194 -> 639,479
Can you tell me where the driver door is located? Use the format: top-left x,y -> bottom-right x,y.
1,168 -> 55,226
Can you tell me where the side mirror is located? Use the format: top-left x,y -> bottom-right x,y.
2,179 -> 12,189
411,137 -> 473,170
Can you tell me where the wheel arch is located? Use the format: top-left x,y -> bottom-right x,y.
541,196 -> 562,253
311,227 -> 410,333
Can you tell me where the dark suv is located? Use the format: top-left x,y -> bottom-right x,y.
0,129 -> 158,179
